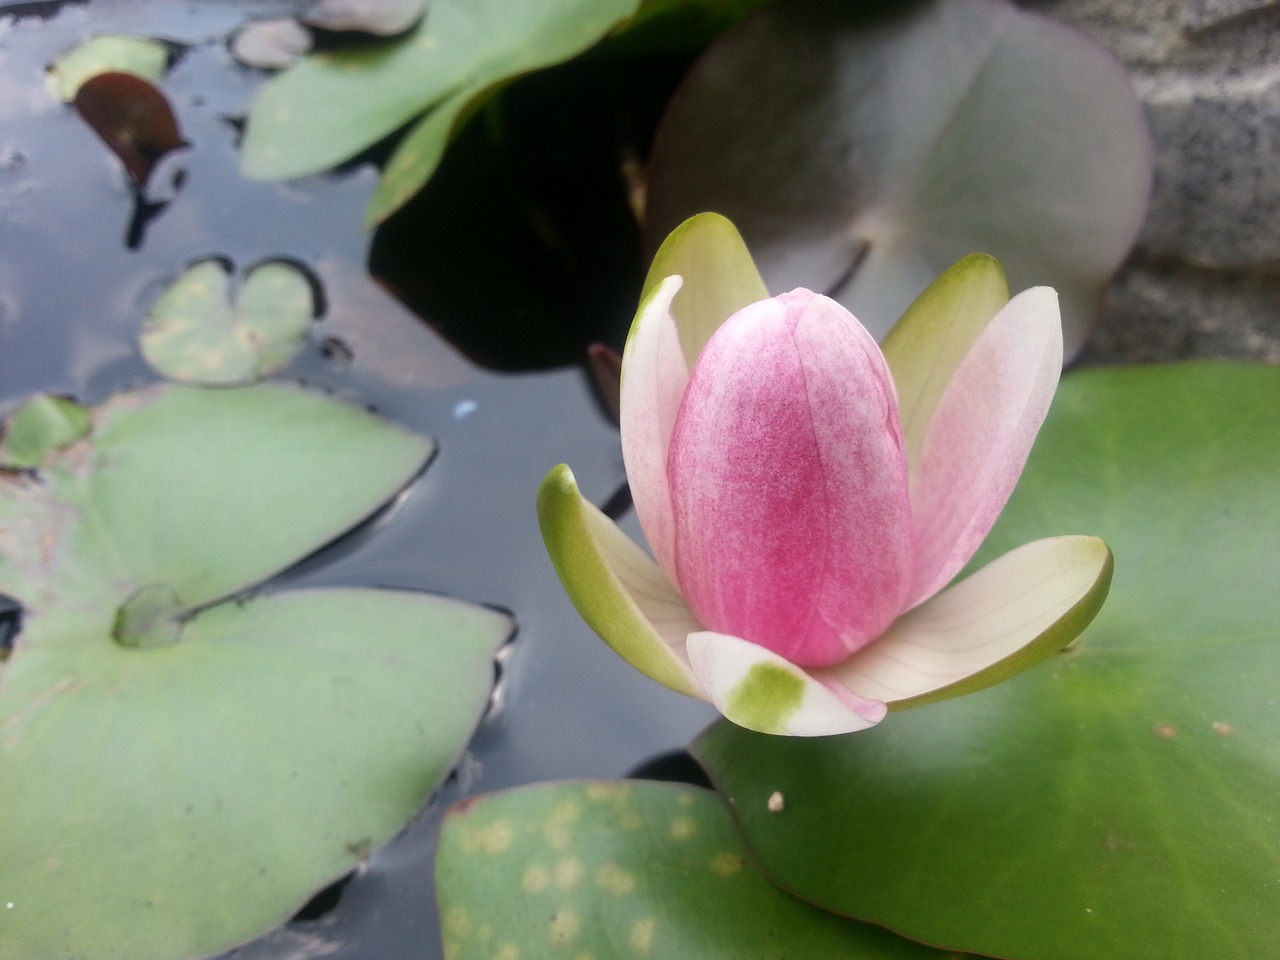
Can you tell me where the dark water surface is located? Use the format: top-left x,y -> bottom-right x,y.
0,3 -> 715,957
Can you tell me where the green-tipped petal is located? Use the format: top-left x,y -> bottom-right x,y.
825,535 -> 1112,709
641,213 -> 770,368
537,464 -> 703,698
880,253 -> 1010,477
686,631 -> 887,737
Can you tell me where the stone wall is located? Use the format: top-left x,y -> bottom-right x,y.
1023,0 -> 1280,362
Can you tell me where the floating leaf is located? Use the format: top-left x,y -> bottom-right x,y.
241,0 -> 642,221
695,363 -> 1280,960
74,72 -> 184,186
0,394 -> 90,468
140,259 -> 316,385
436,780 -> 953,959
47,34 -> 168,101
0,383 -> 513,960
645,0 -> 1152,358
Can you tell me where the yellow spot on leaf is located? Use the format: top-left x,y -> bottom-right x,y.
464,819 -> 515,853
544,800 -> 581,850
629,918 -> 656,954
554,856 -> 585,891
595,860 -> 636,896
711,852 -> 744,877
549,907 -> 582,945
443,905 -> 470,936
677,793 -> 694,809
620,811 -> 644,831
521,864 -> 550,894
493,943 -> 520,960
669,816 -> 695,841
586,783 -> 629,802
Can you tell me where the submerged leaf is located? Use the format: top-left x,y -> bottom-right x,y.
74,72 -> 184,186
646,0 -> 1152,358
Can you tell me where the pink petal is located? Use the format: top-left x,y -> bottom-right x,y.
906,286 -> 1062,607
667,289 -> 913,668
687,630 -> 887,736
619,275 -> 689,584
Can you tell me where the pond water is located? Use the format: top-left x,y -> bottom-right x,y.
0,2 -> 716,957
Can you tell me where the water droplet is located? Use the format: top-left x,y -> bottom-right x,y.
452,399 -> 478,420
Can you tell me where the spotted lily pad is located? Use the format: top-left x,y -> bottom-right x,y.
645,0 -> 1152,358
241,0 -> 642,223
0,382 -> 513,960
436,780 -> 953,959
140,259 -> 316,385
695,363 -> 1280,960
47,34 -> 169,101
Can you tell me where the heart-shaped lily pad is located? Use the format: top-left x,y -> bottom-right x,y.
47,34 -> 169,101
695,363 -> 1280,960
645,0 -> 1152,358
241,0 -> 642,223
0,382 -> 513,960
140,259 -> 316,385
436,780 -> 953,959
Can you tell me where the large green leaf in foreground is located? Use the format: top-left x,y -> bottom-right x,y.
696,363 -> 1280,960
0,383 -> 513,960
436,780 -> 954,959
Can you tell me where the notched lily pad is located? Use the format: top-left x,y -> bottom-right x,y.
436,780 -> 953,959
0,382 -> 513,960
695,363 -> 1280,960
645,0 -> 1153,358
48,34 -> 169,101
141,258 -> 318,385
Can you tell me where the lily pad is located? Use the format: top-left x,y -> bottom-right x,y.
241,0 -> 642,222
0,383 -> 514,960
47,34 -> 169,101
436,780 -> 954,959
0,394 -> 90,468
695,363 -> 1280,960
645,0 -> 1153,358
140,259 -> 316,385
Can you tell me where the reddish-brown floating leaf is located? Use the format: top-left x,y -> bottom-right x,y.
74,71 -> 184,185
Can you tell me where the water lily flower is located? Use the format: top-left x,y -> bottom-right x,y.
539,214 -> 1112,736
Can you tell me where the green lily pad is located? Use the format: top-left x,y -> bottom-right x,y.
0,383 -> 514,960
0,394 -> 90,468
241,0 -> 641,222
695,363 -> 1280,960
47,34 -> 169,101
436,780 -> 956,959
645,0 -> 1152,359
140,260 -> 316,386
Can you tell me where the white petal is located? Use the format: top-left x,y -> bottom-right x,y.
906,286 -> 1063,606
687,631 -> 887,737
824,535 -> 1112,706
620,275 -> 688,584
